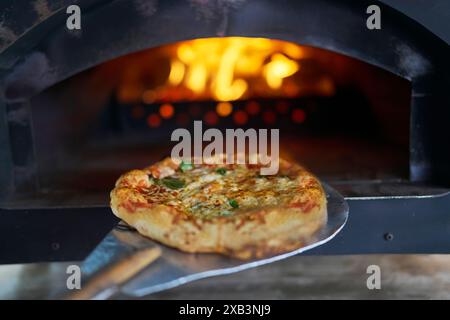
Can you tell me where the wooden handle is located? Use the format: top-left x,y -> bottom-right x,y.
66,247 -> 161,300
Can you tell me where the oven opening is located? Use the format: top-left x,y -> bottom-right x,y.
21,37 -> 411,207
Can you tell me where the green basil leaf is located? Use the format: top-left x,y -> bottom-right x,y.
180,161 -> 193,172
216,168 -> 227,176
228,199 -> 239,209
149,175 -> 161,185
161,177 -> 185,190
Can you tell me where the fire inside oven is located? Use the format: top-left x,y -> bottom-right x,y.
28,37 -> 410,206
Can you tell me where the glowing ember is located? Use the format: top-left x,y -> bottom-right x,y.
147,114 -> 161,127
159,103 -> 175,119
204,111 -> 219,125
292,109 -> 306,123
216,102 -> 233,117
233,110 -> 248,125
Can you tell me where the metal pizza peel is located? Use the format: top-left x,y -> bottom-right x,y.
64,183 -> 348,300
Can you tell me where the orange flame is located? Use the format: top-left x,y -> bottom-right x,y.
113,37 -> 337,104
170,37 -> 302,101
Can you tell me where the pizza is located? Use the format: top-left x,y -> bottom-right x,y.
110,156 -> 327,259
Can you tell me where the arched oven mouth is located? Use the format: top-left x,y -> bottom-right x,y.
3,33 -> 449,210
21,36 -> 416,209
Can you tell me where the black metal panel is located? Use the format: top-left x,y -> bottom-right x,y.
1,194 -> 449,264
0,207 -> 118,264
310,194 -> 450,254
411,73 -> 450,185
5,102 -> 38,192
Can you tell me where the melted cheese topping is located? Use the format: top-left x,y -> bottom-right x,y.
143,164 -> 304,219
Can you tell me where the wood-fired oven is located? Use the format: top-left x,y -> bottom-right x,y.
0,0 -> 449,263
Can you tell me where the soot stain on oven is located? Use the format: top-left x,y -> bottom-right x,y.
3,52 -> 57,102
394,43 -> 432,79
133,0 -> 158,17
0,0 -> 60,51
33,0 -> 53,21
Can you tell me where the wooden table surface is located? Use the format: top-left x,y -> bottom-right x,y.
1,254 -> 450,299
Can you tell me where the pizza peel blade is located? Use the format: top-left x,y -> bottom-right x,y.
76,183 -> 348,299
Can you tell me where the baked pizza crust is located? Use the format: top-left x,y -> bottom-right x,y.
110,157 -> 327,259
